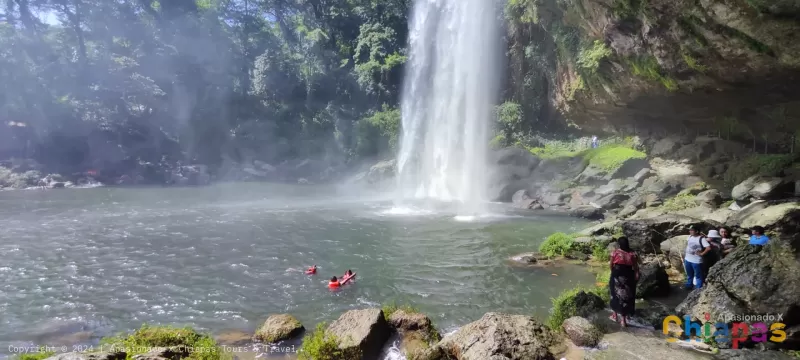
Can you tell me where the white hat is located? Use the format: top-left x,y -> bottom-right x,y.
707,230 -> 721,238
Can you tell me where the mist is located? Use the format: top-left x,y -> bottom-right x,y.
0,0 -> 410,187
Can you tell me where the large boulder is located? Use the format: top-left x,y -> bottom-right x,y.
388,310 -> 439,359
695,189 -> 723,207
593,193 -> 630,210
621,215 -> 720,254
738,202 -> 800,235
650,137 -> 686,157
562,316 -> 601,347
636,257 -> 671,298
732,175 -> 794,202
676,242 -> 800,345
366,159 -> 396,184
429,313 -> 557,360
252,314 -> 304,343
660,236 -> 688,272
569,205 -> 604,220
327,308 -> 391,360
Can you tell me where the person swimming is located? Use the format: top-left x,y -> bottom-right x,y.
344,269 -> 353,277
328,276 -> 340,288
306,265 -> 317,274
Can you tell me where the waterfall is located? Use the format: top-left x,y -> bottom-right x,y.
395,0 -> 502,215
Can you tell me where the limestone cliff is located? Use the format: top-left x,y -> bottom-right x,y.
505,0 -> 800,146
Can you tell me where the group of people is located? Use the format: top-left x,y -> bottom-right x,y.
607,225 -> 770,327
305,265 -> 356,288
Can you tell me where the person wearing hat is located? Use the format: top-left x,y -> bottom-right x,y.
684,225 -> 711,290
701,229 -> 723,283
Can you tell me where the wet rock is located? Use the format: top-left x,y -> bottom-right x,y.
584,331 -> 713,360
253,314 -> 304,343
388,310 -> 439,358
388,310 -> 437,340
676,242 -> 800,343
572,291 -> 606,318
509,252 -> 551,265
327,308 -> 391,360
431,313 -> 557,360
570,205 -> 604,220
637,258 -> 670,298
633,300 -> 672,329
45,352 -> 126,360
566,251 -> 590,261
563,316 -> 601,347
593,193 -> 629,210
366,159 -> 396,184
215,330 -> 252,346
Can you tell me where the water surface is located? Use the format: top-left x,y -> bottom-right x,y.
0,183 -> 594,357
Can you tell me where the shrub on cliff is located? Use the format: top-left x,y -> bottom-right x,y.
381,302 -> 420,322
14,349 -> 54,360
662,193 -> 697,212
547,287 -> 606,329
298,323 -> 359,360
722,153 -> 796,188
100,325 -> 226,360
582,145 -> 646,172
539,232 -> 575,257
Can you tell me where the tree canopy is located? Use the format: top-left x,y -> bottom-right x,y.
0,0 -> 409,174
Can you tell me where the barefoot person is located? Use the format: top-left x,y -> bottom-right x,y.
609,237 -> 639,327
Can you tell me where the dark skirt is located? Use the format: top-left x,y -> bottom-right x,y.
610,263 -> 637,316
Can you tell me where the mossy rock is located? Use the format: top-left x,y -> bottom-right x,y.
253,314 -> 304,343
99,325 -> 226,360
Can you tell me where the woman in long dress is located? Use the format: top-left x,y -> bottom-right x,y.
609,236 -> 639,327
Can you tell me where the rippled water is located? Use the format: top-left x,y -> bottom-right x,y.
0,183 -> 594,357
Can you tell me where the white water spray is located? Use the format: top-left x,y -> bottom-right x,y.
395,0 -> 502,215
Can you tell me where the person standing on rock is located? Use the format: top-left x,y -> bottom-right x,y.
684,225 -> 711,290
591,135 -> 599,148
609,236 -> 639,327
701,230 -> 723,283
720,227 -> 736,257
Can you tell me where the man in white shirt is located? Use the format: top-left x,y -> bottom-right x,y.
684,225 -> 711,290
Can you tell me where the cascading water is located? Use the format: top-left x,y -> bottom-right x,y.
395,0 -> 502,216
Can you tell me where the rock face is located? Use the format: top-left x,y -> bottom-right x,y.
569,205 -> 604,220
388,310 -> 439,358
676,242 -> 800,344
636,258 -> 670,298
327,308 -> 391,360
430,313 -> 556,360
732,176 -> 794,202
660,236 -> 688,273
737,201 -> 800,235
252,314 -> 304,343
562,316 -> 601,347
622,215 -> 720,254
